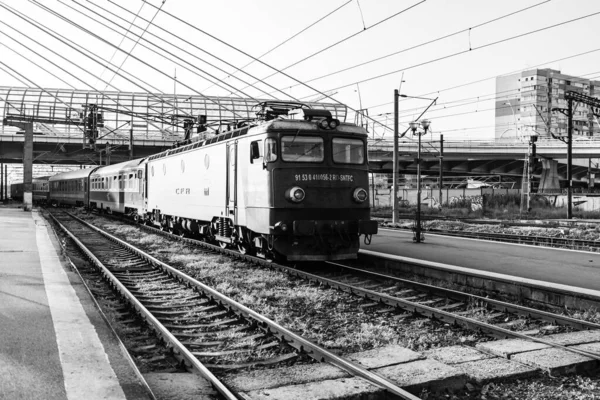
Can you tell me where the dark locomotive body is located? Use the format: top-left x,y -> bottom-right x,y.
144,113 -> 377,261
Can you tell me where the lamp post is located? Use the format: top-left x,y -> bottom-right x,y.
409,119 -> 431,243
392,93 -> 438,225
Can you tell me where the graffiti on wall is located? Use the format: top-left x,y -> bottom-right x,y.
448,195 -> 484,211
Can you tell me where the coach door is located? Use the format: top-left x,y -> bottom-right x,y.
226,142 -> 238,223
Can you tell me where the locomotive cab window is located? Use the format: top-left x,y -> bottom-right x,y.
332,138 -> 365,165
264,138 -> 277,162
281,136 -> 324,163
250,140 -> 262,163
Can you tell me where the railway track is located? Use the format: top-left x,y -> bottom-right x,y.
425,229 -> 600,252
80,210 -> 600,367
48,210 -> 419,400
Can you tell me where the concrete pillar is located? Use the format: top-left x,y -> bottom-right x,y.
23,122 -> 33,211
538,159 -> 560,191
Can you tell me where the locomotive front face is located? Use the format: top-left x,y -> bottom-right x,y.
262,127 -> 377,261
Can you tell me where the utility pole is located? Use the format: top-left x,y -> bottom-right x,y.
567,97 -> 573,219
0,162 -> 3,202
392,89 -> 399,224
439,134 -> 444,207
129,124 -> 134,160
105,142 -> 111,166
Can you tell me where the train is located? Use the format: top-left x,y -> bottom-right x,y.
36,103 -> 378,261
10,177 -> 50,204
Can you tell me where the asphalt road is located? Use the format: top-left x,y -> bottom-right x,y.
363,228 -> 600,292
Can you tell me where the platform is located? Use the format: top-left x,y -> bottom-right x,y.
0,206 -> 151,400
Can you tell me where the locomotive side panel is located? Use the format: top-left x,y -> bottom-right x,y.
146,142 -> 228,222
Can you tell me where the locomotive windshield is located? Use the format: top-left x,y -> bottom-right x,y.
281,136 -> 324,163
332,138 -> 365,164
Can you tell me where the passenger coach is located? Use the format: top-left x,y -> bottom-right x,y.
49,168 -> 97,207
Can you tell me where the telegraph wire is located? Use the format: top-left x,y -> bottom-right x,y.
268,0 -> 551,95
237,0 -> 426,92
202,0 -> 353,93
300,10 -> 600,97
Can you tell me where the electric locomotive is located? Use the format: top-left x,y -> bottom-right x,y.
143,103 -> 377,261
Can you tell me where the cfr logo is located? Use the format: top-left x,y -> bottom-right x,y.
176,188 -> 191,195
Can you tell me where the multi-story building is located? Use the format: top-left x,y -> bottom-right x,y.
495,69 -> 600,141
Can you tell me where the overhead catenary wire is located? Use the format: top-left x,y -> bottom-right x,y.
299,10 -> 600,98
0,40 -> 76,90
80,0 -> 283,101
24,0 -> 247,120
102,0 -> 166,92
268,0 -> 551,95
365,47 -> 600,111
36,0 -> 259,103
138,0 -> 412,135
202,0 -> 354,93
237,0 -> 426,93
0,1 -> 203,137
94,1 -> 144,89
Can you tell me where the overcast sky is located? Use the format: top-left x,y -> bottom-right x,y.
1,0 -> 599,142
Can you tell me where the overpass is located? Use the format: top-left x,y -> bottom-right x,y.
367,138 -> 600,186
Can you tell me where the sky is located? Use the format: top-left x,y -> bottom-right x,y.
1,0 -> 599,144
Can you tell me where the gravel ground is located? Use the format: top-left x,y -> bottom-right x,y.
79,212 -> 600,399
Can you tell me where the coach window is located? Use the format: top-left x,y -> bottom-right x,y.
332,138 -> 365,164
264,138 -> 277,162
281,136 -> 324,163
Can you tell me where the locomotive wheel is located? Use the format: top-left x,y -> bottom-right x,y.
237,243 -> 253,255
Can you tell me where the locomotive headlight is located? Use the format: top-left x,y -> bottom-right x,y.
353,187 -> 368,203
318,119 -> 330,130
328,119 -> 340,129
286,186 -> 306,203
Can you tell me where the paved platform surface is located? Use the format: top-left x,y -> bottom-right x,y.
0,207 -> 151,400
366,228 -> 600,291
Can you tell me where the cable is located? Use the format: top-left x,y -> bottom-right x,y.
25,1 -> 246,120
103,0 -> 166,92
0,40 -> 76,90
139,0 -> 405,136
300,10 -> 600,98
238,1 -> 426,92
202,0 -> 353,93
38,0 -> 258,103
269,0 -> 551,95
94,2 -> 144,88
79,0 -> 280,100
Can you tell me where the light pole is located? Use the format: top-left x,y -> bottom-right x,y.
392,93 -> 437,225
409,119 -> 431,243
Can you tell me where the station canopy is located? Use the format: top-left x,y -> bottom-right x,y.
0,86 -> 347,141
